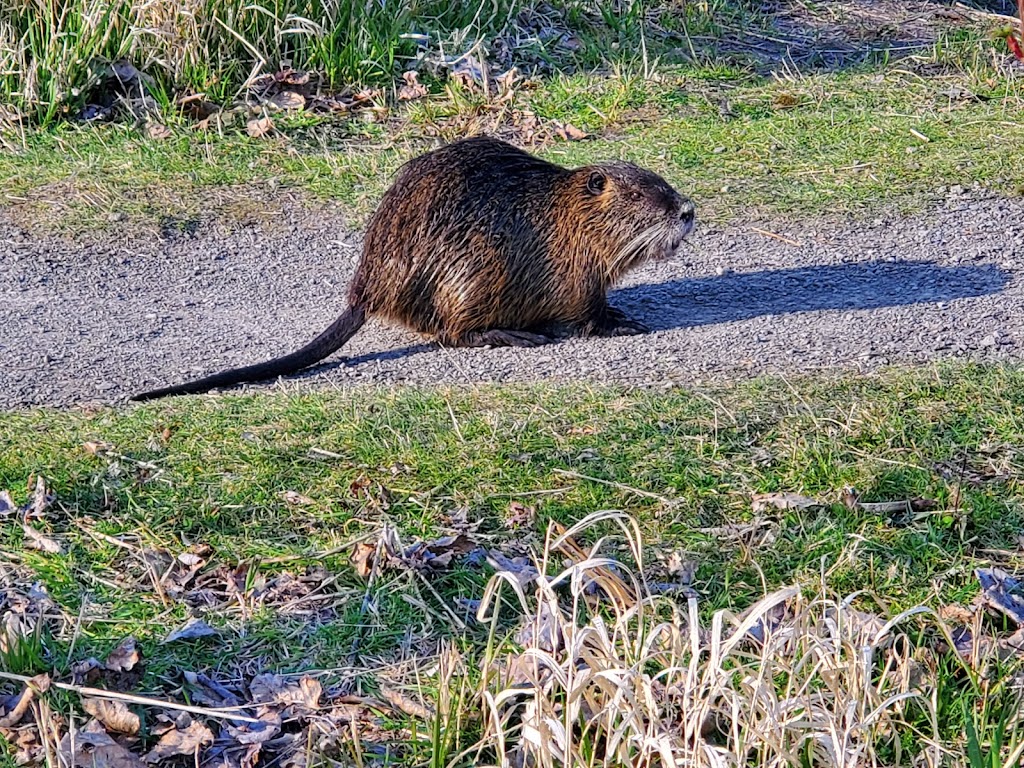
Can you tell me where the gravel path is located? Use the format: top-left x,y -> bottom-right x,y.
2,193 -> 1021,410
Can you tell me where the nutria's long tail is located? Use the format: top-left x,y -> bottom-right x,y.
129,304 -> 367,401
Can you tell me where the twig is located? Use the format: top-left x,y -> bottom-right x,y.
0,671 -> 261,723
791,162 -> 873,177
552,469 -> 671,503
486,487 -> 572,499
750,227 -> 803,247
909,128 -> 931,143
953,2 -> 1020,24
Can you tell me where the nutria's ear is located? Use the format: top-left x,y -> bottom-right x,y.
585,170 -> 607,196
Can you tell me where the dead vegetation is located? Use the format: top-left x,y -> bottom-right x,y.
5,481 -> 1024,767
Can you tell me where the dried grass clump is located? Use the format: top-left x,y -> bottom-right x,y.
473,510 -> 941,768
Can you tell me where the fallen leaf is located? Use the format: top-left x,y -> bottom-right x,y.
105,637 -> 140,672
281,490 -> 314,506
403,533 -> 477,570
505,501 -> 535,528
977,567 -> 1024,626
514,599 -> 560,652
182,671 -> 242,707
249,674 -> 321,716
143,715 -> 213,762
486,550 -> 539,589
0,686 -> 35,727
224,718 -> 280,745
349,474 -> 372,497
351,542 -> 376,579
22,523 -> 62,553
246,115 -> 274,138
751,491 -> 822,514
380,685 -> 433,719
398,70 -> 428,101
71,658 -> 104,685
268,90 -> 305,111
554,121 -> 588,141
0,490 -> 15,518
145,122 -> 172,140
163,617 -> 218,644
60,720 -> 145,768
274,69 -> 310,86
82,698 -> 140,735
28,475 -> 52,519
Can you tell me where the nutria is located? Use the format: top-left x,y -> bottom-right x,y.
130,135 -> 695,401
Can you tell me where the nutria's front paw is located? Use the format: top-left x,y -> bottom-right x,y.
589,307 -> 649,336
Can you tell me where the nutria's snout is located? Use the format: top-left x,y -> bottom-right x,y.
679,199 -> 696,232
668,198 -> 696,254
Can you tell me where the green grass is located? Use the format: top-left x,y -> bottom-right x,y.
2,363 -> 1022,652
3,26 -> 1022,235
2,363 -> 1024,762
0,0 -> 745,124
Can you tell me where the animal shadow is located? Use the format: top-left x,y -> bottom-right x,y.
305,260 -> 1010,372
610,260 -> 1010,332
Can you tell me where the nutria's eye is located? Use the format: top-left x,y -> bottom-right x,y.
586,171 -> 606,195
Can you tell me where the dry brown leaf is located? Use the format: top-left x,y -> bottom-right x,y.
224,717 -> 279,745
105,637 -> 140,672
505,501 -> 536,528
145,122 -> 172,140
143,715 -> 213,763
82,698 -> 140,735
398,71 -> 428,101
249,674 -> 321,716
274,69 -> 310,86
182,671 -> 242,708
281,490 -> 314,506
403,533 -> 477,570
773,92 -> 801,109
0,686 -> 35,727
163,617 -> 217,644
22,523 -> 62,553
554,121 -> 588,141
246,115 -> 274,138
71,657 -> 104,685
268,90 -> 305,111
60,720 -> 146,768
29,475 -> 52,519
351,541 -> 376,579
751,491 -> 822,514
349,474 -> 372,497
380,685 -> 433,719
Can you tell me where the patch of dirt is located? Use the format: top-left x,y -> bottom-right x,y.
0,189 -> 1021,410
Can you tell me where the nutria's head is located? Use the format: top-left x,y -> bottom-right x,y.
569,161 -> 695,276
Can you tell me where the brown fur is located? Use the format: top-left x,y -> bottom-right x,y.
131,136 -> 695,401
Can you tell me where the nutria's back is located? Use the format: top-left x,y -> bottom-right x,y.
353,136 -> 693,343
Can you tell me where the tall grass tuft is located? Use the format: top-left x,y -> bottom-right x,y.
469,510 -> 1019,767
0,0 -> 662,125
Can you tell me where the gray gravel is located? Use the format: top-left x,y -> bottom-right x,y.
2,192 -> 1021,410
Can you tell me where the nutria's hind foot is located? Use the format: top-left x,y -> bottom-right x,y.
457,329 -> 555,348
588,306 -> 650,337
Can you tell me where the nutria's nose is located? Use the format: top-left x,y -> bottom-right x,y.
679,199 -> 696,224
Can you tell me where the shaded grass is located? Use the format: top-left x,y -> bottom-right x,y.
1,363 -> 1023,665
